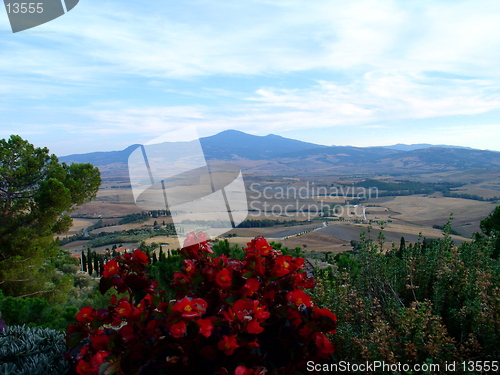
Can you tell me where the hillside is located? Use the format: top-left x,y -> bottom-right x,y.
59,130 -> 500,177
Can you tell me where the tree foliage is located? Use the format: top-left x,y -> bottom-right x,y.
480,205 -> 500,258
0,135 -> 101,299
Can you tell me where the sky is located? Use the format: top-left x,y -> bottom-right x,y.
1,0 -> 500,156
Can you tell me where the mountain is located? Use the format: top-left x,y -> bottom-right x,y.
60,130 -> 327,166
200,130 -> 328,160
59,130 -> 500,177
384,143 -> 475,151
277,145 -> 399,161
380,147 -> 500,170
60,144 -> 140,165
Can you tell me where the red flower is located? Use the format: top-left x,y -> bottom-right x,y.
76,359 -> 92,375
251,300 -> 271,322
241,278 -> 260,297
273,255 -> 293,277
235,366 -> 268,375
183,259 -> 196,277
247,320 -> 264,334
293,272 -> 315,289
314,332 -> 335,358
218,334 -> 239,355
312,307 -> 337,334
246,236 -> 272,255
146,320 -> 162,338
235,366 -> 253,375
120,324 -> 136,343
215,268 -> 232,289
90,350 -> 108,370
173,297 -> 207,319
287,290 -> 313,307
231,299 -> 249,320
173,272 -> 190,285
102,260 -> 119,278
286,307 -> 303,330
224,299 -> 270,324
183,232 -> 213,253
170,321 -> 187,338
115,300 -> 132,317
298,324 -> 314,338
197,318 -> 214,338
91,334 -> 110,351
67,233 -> 338,375
132,249 -> 149,265
76,307 -> 97,323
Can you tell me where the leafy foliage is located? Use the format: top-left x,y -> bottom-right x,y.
479,205 -> 500,258
0,290 -> 78,331
0,135 -> 101,299
0,325 -> 69,375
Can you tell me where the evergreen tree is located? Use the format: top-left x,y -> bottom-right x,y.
479,205 -> 500,258
87,249 -> 93,276
81,251 -> 87,272
0,135 -> 100,298
93,255 -> 99,277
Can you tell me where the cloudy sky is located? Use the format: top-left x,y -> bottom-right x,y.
1,0 -> 500,156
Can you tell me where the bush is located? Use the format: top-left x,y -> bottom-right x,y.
0,291 -> 78,331
312,229 -> 500,364
66,235 -> 337,374
0,325 -> 69,374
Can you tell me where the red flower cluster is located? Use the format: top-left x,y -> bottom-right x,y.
67,234 -> 337,375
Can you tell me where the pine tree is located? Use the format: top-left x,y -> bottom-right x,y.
0,135 -> 100,298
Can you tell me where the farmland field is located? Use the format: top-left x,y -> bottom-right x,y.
60,172 -> 499,253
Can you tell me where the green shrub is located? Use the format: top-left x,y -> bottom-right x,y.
311,227 -> 500,364
0,325 -> 69,375
0,291 -> 78,331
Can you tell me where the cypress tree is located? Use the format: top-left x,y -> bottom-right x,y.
88,253 -> 93,276
82,251 -> 87,272
94,255 -> 99,277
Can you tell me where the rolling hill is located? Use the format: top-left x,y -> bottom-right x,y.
59,130 -> 500,177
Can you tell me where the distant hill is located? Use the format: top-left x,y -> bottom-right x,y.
200,130 -> 328,160
60,130 -> 327,165
59,130 -> 500,177
60,144 -> 140,165
384,143 -> 475,151
380,147 -> 500,170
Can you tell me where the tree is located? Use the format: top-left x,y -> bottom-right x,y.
82,251 -> 87,272
0,135 -> 101,299
88,251 -> 94,277
480,205 -> 500,258
93,254 -> 99,277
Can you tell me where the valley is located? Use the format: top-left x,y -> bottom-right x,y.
57,130 -> 499,257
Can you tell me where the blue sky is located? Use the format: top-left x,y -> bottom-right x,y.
1,0 -> 500,156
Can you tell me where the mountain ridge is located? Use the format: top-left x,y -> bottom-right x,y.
59,130 -> 500,176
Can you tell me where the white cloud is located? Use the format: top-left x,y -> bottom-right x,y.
2,0 -> 500,153
2,0 -> 500,80
244,72 -> 500,127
